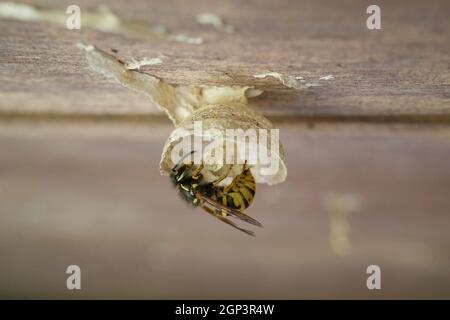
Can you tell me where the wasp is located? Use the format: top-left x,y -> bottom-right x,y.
170,152 -> 262,236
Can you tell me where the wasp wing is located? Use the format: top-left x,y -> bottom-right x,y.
197,193 -> 262,227
201,204 -> 255,237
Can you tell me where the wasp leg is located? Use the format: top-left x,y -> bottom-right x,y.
213,165 -> 233,218
211,165 -> 232,186
222,162 -> 248,195
241,160 -> 249,173
201,204 -> 255,237
191,163 -> 204,178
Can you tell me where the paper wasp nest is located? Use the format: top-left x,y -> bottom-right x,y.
78,44 -> 287,185
160,102 -> 287,186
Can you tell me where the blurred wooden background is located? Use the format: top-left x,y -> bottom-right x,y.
0,0 -> 449,298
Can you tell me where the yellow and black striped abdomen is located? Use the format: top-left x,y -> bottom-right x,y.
221,168 -> 256,211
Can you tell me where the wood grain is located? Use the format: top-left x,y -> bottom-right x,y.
0,0 -> 449,118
